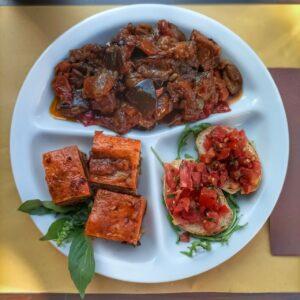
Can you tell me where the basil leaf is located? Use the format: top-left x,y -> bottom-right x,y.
40,218 -> 69,241
68,230 -> 95,299
43,201 -> 77,214
18,199 -> 78,215
18,199 -> 51,215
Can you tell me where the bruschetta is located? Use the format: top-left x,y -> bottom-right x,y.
196,125 -> 262,194
163,159 -> 233,236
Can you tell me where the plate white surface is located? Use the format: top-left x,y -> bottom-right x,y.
10,4 -> 289,283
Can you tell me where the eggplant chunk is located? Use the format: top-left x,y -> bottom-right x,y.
126,79 -> 158,116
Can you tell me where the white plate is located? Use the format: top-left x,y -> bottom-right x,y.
10,4 -> 289,283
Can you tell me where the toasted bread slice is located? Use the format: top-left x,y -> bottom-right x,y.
163,159 -> 233,236
196,125 -> 262,195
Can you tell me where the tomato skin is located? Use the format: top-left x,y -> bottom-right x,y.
218,205 -> 229,214
199,187 -> 218,209
179,160 -> 194,189
179,231 -> 190,243
200,148 -> 216,164
216,147 -> 231,160
165,163 -> 179,191
203,219 -> 218,232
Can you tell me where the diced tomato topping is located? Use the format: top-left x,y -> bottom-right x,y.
199,187 -> 218,210
165,163 -> 179,191
191,172 -> 201,187
216,147 -> 231,160
203,219 -> 218,232
200,147 -> 215,164
203,136 -> 212,151
218,205 -> 229,214
179,160 -> 194,189
206,211 -> 219,222
173,197 -> 190,214
201,126 -> 261,194
179,231 -> 190,243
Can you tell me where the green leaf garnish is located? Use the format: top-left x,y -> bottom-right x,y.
18,199 -> 78,215
184,153 -> 195,159
40,217 -> 70,241
177,123 -> 211,159
18,199 -> 51,215
68,230 -> 95,299
181,240 -> 211,257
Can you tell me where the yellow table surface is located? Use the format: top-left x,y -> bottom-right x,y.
1,4 -> 300,294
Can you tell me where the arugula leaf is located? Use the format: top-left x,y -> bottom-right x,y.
150,147 -> 164,167
40,218 -> 69,241
68,230 -> 95,299
18,199 -> 78,215
182,192 -> 246,257
177,123 -> 211,159
181,240 -> 211,257
184,153 -> 195,159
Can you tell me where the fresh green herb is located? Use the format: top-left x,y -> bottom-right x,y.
167,193 -> 176,199
56,219 -> 75,246
181,240 -> 211,257
18,199 -> 93,298
184,153 -> 195,159
40,217 -> 70,242
224,192 -> 240,213
18,199 -> 77,215
42,201 -> 78,214
177,123 -> 211,159
68,230 -> 95,299
150,146 -> 164,167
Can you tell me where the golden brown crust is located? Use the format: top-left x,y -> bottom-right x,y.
89,131 -> 141,194
42,145 -> 91,205
85,189 -> 146,245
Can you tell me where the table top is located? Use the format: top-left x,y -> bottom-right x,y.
0,4 -> 300,294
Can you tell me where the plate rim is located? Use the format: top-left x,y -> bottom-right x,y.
10,4 -> 289,283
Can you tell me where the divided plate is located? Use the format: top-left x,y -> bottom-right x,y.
10,5 -> 289,283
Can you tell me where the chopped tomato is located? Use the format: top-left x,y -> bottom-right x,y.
199,187 -> 218,209
218,205 -> 229,214
203,219 -> 218,232
216,147 -> 231,160
179,160 -> 194,189
179,231 -> 190,243
201,126 -> 261,194
203,136 -> 212,151
200,147 -> 215,164
206,211 -> 219,222
164,163 -> 179,191
173,197 -> 190,214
